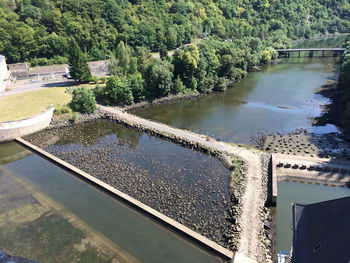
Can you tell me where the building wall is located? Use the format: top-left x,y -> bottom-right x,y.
0,56 -> 11,92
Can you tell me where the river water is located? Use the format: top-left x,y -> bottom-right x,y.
133,36 -> 347,144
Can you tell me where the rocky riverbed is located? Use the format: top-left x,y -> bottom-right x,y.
26,119 -> 237,248
262,132 -> 350,160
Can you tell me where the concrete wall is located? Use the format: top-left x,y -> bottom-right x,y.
0,56 -> 11,92
0,107 -> 54,142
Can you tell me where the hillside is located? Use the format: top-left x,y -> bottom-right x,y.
0,0 -> 349,64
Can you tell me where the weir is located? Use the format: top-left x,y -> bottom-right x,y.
99,106 -> 266,263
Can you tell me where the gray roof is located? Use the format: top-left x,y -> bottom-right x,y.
0,55 -> 4,63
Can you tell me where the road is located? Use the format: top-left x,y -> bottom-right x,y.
1,79 -> 75,97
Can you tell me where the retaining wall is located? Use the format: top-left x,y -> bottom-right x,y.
0,107 -> 54,142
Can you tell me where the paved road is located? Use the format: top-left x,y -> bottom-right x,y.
1,79 -> 75,97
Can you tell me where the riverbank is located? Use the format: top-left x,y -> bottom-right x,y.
291,33 -> 347,45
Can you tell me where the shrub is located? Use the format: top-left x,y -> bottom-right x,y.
105,75 -> 134,105
70,87 -> 97,113
99,77 -> 107,83
173,75 -> 186,94
70,112 -> 78,123
90,76 -> 99,84
129,74 -> 145,103
261,49 -> 272,63
54,105 -> 72,115
214,77 -> 227,92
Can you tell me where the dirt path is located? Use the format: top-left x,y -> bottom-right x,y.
100,106 -> 264,262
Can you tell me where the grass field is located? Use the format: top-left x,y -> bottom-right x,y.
0,87 -> 72,122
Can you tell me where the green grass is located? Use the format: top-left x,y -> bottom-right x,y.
0,87 -> 72,122
232,158 -> 243,183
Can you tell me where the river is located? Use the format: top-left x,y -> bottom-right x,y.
133,36 -> 346,144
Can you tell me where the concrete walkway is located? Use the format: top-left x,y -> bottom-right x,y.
99,106 -> 264,263
273,153 -> 350,186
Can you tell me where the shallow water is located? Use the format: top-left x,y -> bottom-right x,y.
0,142 -> 223,263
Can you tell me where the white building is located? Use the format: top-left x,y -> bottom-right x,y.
0,55 -> 11,92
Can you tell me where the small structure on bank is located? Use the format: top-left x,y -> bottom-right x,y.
0,55 -> 11,92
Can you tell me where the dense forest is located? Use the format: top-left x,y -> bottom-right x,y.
0,0 -> 349,64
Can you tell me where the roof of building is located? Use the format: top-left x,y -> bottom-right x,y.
0,55 -> 4,63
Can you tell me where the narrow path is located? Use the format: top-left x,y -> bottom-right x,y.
99,106 -> 264,262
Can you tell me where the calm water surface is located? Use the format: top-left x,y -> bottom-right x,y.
134,57 -> 339,143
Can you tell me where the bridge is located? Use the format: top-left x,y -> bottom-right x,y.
275,48 -> 346,58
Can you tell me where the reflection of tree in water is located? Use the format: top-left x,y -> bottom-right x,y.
113,124 -> 141,150
55,120 -> 142,150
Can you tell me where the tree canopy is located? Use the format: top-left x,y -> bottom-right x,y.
0,0 -> 348,64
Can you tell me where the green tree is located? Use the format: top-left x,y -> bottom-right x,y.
129,73 -> 145,103
173,44 -> 200,86
144,60 -> 173,97
105,75 -> 134,105
173,75 -> 186,94
68,38 -> 91,83
70,87 -> 97,114
159,42 -> 169,60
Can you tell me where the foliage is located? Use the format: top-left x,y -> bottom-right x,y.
68,38 -> 91,83
339,35 -> 350,126
173,75 -> 186,94
144,59 -> 173,97
0,0 -> 348,64
70,87 -> 97,113
54,105 -> 72,115
105,75 -> 134,105
214,77 -> 227,92
129,74 -> 145,103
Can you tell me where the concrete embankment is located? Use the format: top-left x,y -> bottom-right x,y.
0,107 -> 54,142
98,106 -> 269,263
